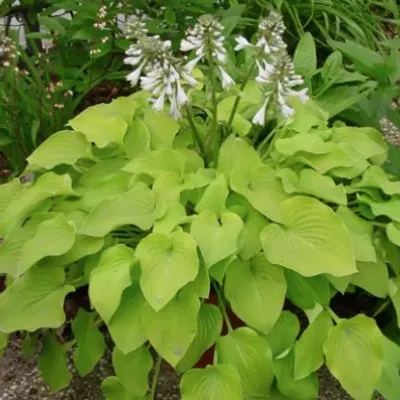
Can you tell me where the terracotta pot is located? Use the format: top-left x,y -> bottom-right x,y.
194,291 -> 245,368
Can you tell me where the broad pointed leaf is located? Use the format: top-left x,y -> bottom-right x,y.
191,211 -> 243,268
218,136 -> 263,179
355,166 -> 400,195
177,304 -> 223,373
136,230 -> 199,311
122,148 -> 185,178
27,131 -> 92,169
0,267 -> 73,333
112,345 -> 153,396
142,290 -> 200,367
275,133 -> 334,156
38,335 -> 72,392
230,165 -> 289,222
274,351 -> 319,400
351,260 -> 389,298
123,118 -> 151,160
101,377 -> 143,400
89,245 -> 134,323
224,255 -> 286,334
143,109 -> 179,149
294,311 -> 333,380
216,327 -> 274,397
80,182 -> 156,236
68,104 -> 128,148
324,314 -> 383,400
261,196 -> 356,277
196,174 -> 229,216
108,284 -> 147,354
389,277 -> 400,327
185,264 -> 210,299
180,365 -> 243,400
266,311 -> 300,358
72,309 -> 106,376
336,206 -> 376,262
387,222 -> 400,246
377,336 -> 400,400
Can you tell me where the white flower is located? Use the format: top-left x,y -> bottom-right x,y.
255,60 -> 274,84
252,97 -> 270,125
234,36 -> 252,51
219,67 -> 234,90
287,87 -> 309,103
281,103 -> 295,119
184,55 -> 202,73
126,62 -> 145,85
181,39 -> 198,52
152,90 -> 166,111
176,83 -> 188,105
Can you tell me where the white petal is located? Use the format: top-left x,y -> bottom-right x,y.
264,43 -> 271,54
126,63 -> 145,86
163,40 -> 172,49
281,103 -> 295,119
181,39 -> 198,52
184,55 -> 202,73
152,91 -> 166,111
256,37 -> 266,47
176,83 -> 188,105
124,55 -> 143,66
219,67 -> 235,90
182,71 -> 198,87
234,36 -> 251,51
252,98 -> 269,125
288,88 -> 309,103
215,51 -> 226,64
170,96 -> 181,120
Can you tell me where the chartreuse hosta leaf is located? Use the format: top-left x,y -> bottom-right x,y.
261,196 -> 356,277
101,377 -> 146,400
142,289 -> 199,367
135,230 -> 199,311
153,203 -> 188,234
274,350 -> 319,400
0,267 -> 74,333
80,182 -> 156,237
377,336 -> 400,400
360,195 -> 400,222
387,222 -> 400,246
1,172 -> 76,234
107,284 -> 147,354
68,103 -> 129,148
355,165 -> 400,195
123,118 -> 151,160
336,206 -> 376,262
184,264 -> 210,299
324,314 -> 384,400
0,332 -> 8,359
142,108 -> 180,149
177,304 -> 223,373
285,271 -> 330,310
89,244 -> 134,323
72,309 -> 106,376
38,335 -> 72,392
180,365 -> 243,400
278,168 -> 347,205
226,194 -> 267,261
266,311 -> 300,358
231,165 -> 289,222
331,126 -> 387,163
191,211 -> 243,268
0,179 -> 22,220
275,133 -> 335,156
351,260 -> 389,298
294,311 -> 333,380
27,131 -> 93,170
112,345 -> 153,397
122,148 -> 186,179
389,276 -> 400,327
216,327 -> 274,397
195,174 -> 229,216
224,255 -> 286,334
218,135 -> 263,179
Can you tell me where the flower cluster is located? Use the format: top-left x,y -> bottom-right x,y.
181,14 -> 234,90
94,5 -> 108,30
125,12 -> 149,39
1,36 -> 21,72
125,36 -> 196,119
235,12 -> 308,124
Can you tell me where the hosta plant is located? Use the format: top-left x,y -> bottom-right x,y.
1,12 -> 400,400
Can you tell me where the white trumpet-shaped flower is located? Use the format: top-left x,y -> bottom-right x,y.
252,96 -> 270,125
234,36 -> 252,51
219,67 -> 235,89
